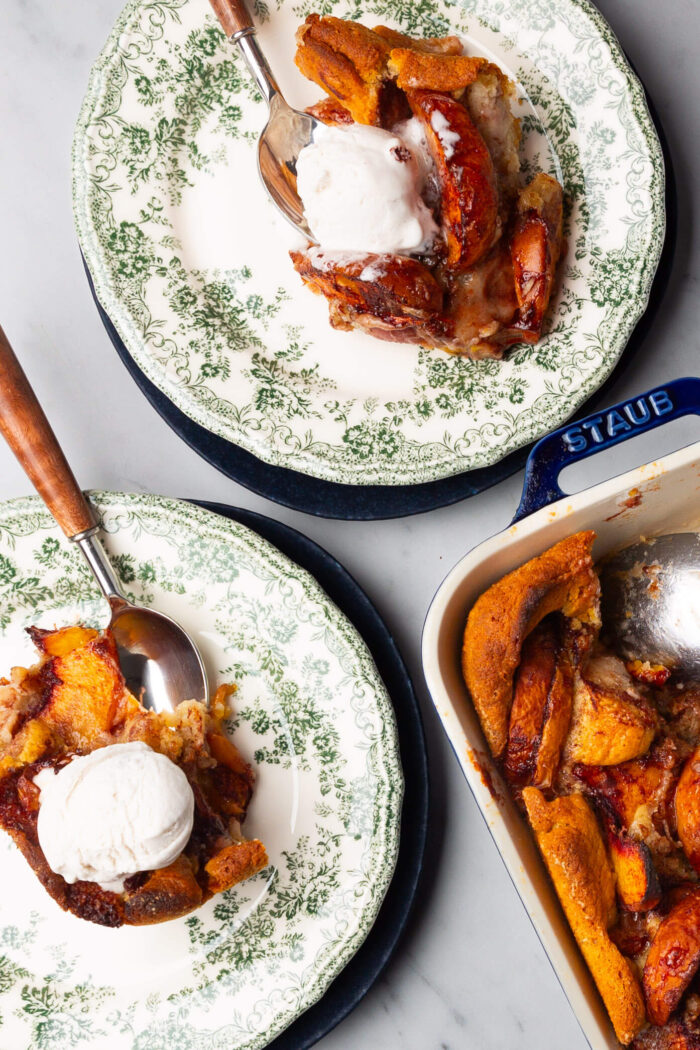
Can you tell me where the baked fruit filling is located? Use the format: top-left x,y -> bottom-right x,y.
463,532 -> 700,1048
0,626 -> 267,927
290,15 -> 564,358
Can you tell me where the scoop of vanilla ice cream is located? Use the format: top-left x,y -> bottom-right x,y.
296,123 -> 438,254
34,742 -> 195,893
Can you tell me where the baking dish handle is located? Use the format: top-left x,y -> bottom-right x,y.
512,376 -> 700,522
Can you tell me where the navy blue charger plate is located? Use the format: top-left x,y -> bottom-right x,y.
87,87 -> 675,520
192,501 -> 428,1050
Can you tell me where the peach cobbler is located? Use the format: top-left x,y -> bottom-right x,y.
290,15 -> 564,358
0,626 -> 266,926
463,532 -> 700,1048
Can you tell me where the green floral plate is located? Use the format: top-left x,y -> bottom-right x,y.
0,493 -> 402,1049
73,0 -> 665,486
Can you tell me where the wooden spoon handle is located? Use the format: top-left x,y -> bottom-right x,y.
208,0 -> 254,37
0,324 -> 97,538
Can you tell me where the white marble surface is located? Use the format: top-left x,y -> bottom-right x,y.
1,1 -> 699,1047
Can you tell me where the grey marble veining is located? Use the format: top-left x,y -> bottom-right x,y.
0,0 -> 699,1047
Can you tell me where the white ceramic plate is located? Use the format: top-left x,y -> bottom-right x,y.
73,0 -> 665,486
0,493 -> 402,1050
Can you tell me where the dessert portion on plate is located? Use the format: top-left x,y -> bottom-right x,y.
0,625 -> 267,927
290,15 -> 564,359
463,532 -> 700,1048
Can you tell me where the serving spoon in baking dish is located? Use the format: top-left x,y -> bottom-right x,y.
601,533 -> 700,681
0,324 -> 209,713
208,0 -> 318,239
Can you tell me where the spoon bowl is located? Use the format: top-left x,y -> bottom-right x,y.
109,600 -> 209,712
600,532 -> 700,680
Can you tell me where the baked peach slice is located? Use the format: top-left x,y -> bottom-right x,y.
511,173 -> 564,343
574,738 -> 680,833
306,96 -> 353,127
504,615 -> 573,788
123,856 -> 203,926
289,249 -> 445,343
407,90 -> 500,271
524,788 -> 646,1045
463,531 -> 600,758
675,747 -> 700,873
644,887 -> 700,1026
19,627 -> 141,751
565,652 -> 657,766
606,825 -> 661,912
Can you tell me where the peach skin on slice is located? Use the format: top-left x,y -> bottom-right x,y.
504,616 -> 573,789
675,747 -> 700,873
407,90 -> 500,271
511,173 -> 564,343
524,788 -> 646,1045
28,625 -> 98,658
574,738 -> 680,833
462,531 -> 600,759
606,825 -> 661,912
643,887 -> 700,1026
565,653 -> 657,767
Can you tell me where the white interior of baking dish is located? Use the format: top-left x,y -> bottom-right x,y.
422,441 -> 700,1050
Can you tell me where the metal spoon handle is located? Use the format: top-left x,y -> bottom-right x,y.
0,324 -> 97,539
74,533 -> 126,606
208,0 -> 280,104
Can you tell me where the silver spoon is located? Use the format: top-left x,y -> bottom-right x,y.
600,533 -> 700,680
0,324 -> 209,713
208,0 -> 318,240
